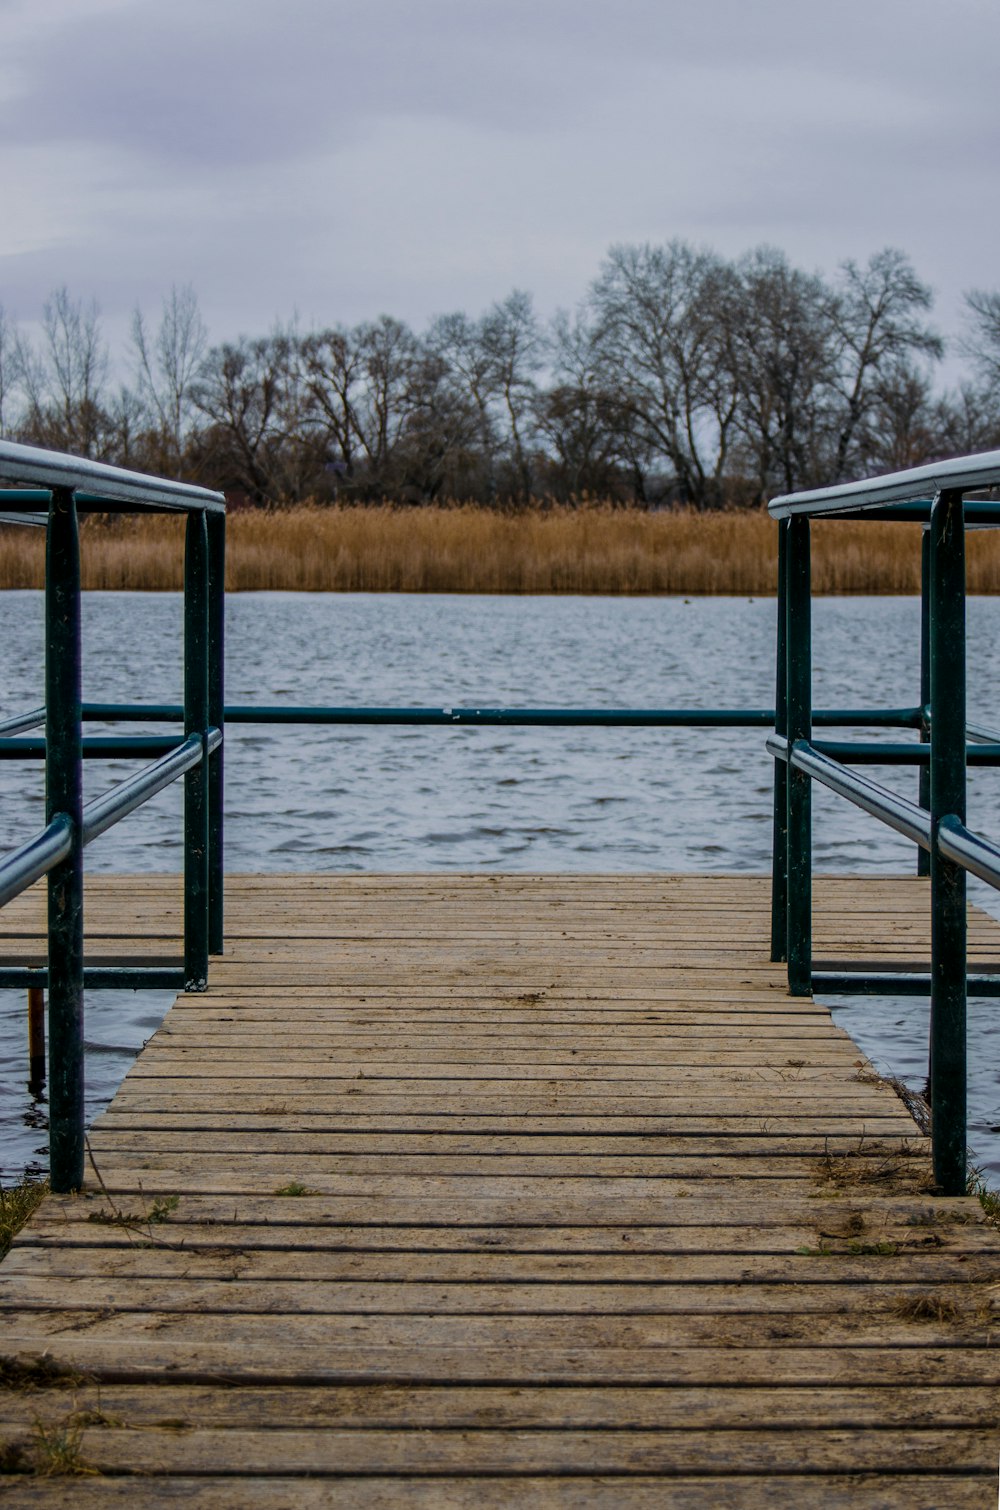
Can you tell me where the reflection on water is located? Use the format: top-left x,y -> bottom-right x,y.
1,591 -> 998,1180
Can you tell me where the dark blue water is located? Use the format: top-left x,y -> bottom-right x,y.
1,591 -> 998,1181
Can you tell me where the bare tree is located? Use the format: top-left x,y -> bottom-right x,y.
131,284 -> 208,473
427,310 -> 502,497
589,242 -> 741,507
302,316 -> 426,496
830,249 -> 942,479
18,287 -> 112,457
535,309 -> 628,498
0,305 -> 20,439
192,332 -> 303,503
729,248 -> 836,499
961,288 -> 1000,396
478,290 -> 543,498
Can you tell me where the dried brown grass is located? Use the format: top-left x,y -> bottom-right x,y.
2,502 -> 1000,594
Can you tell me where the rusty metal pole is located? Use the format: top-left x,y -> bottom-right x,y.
27,987 -> 45,1095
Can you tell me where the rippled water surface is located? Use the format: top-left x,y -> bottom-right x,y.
1,591 -> 999,1181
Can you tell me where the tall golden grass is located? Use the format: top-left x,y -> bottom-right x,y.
2,502 -> 999,594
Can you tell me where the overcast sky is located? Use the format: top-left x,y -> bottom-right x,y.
2,0 -> 998,367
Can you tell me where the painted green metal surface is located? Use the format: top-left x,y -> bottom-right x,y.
785,516 -> 812,997
184,512 -> 211,991
928,491 -> 967,1194
0,449 -> 225,1188
44,488 -> 85,1193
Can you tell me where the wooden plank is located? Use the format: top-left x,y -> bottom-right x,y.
2,871 -> 999,1503
0,1476 -> 993,1509
4,1381 -> 999,1431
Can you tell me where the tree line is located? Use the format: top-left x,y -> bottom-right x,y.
2,243 -> 1000,508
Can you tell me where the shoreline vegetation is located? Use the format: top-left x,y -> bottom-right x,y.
2,503 -> 1000,595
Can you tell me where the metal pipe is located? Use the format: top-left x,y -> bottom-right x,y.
0,437 -> 225,515
45,487 -> 85,1193
0,735 -> 197,759
0,707 -> 46,736
809,740 -> 1000,766
0,966 -> 187,991
768,737 -> 931,849
770,518 -> 789,962
207,511 -> 225,956
937,813 -> 1000,891
928,489 -> 967,1195
785,515 -> 812,996
0,816 -> 73,909
184,512 -> 210,991
966,719 -> 1000,745
78,701 -> 923,728
813,972 -> 1000,997
918,529 -> 931,876
81,732 -> 211,845
27,988 -> 45,1096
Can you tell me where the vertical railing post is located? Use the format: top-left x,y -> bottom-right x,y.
27,987 -> 46,1097
917,526 -> 931,877
46,486 -> 84,1192
928,489 -> 967,1194
184,511 -> 210,990
207,510 -> 225,956
785,515 -> 812,996
770,518 -> 789,961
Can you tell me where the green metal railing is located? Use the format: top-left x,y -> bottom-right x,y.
4,440 -> 1000,1204
768,452 -> 1000,1195
0,441 -> 225,1192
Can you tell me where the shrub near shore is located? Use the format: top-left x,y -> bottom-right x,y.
1,503 -> 999,595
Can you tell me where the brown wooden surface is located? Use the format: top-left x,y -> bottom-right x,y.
1,873 -> 999,1506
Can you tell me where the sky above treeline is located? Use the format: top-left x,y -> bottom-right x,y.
3,0 -> 998,371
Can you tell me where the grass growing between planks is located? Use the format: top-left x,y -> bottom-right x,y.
3,502 -> 1000,593
0,1180 -> 46,1263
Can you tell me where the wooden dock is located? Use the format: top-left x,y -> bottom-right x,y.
1,873 -> 999,1506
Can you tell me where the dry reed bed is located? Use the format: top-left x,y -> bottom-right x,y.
2,504 -> 1000,594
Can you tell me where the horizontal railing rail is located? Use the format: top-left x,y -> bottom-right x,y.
938,814 -> 1000,891
0,708 -> 46,736
769,449 -> 1000,1196
768,736 -> 932,848
80,730 -> 221,845
769,447 -> 1000,518
73,701 -> 923,728
0,443 -> 225,1193
0,439 -> 224,516
0,817 -> 73,911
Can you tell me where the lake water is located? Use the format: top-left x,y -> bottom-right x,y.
1,591 -> 999,1182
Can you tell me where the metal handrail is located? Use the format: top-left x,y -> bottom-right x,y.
0,816 -> 73,910
74,701 -> 924,728
768,454 -> 1000,1196
768,736 -> 931,849
938,814 -> 1000,891
0,707 -> 46,736
770,449 -> 1000,517
0,439 -> 225,515
0,446 -> 225,1194
81,730 -> 220,845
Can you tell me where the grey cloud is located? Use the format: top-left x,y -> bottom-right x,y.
3,0 -> 994,174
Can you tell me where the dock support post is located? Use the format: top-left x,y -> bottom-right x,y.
928,489 -> 967,1195
46,486 -> 84,1192
184,511 -> 210,991
917,528 -> 931,877
770,519 -> 789,961
785,515 -> 812,996
207,511 -> 225,957
27,987 -> 45,1096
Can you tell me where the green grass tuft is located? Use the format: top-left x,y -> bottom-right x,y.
0,1179 -> 47,1263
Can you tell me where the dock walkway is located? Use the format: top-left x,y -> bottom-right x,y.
1,873 -> 1000,1506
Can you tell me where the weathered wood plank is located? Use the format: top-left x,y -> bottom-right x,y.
2,872 -> 999,1503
